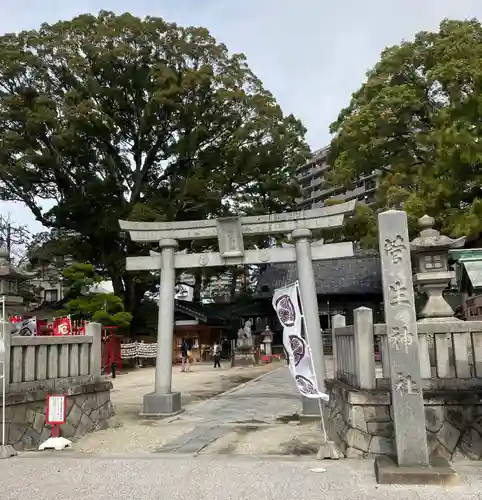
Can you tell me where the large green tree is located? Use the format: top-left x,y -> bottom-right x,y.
328,18 -> 482,238
58,263 -> 132,329
0,11 -> 309,324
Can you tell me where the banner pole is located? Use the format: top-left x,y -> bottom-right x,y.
2,296 -> 6,447
295,282 -> 328,444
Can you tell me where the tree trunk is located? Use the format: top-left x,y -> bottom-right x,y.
124,273 -> 147,332
192,269 -> 203,302
110,270 -> 125,298
109,265 -> 146,335
229,268 -> 239,300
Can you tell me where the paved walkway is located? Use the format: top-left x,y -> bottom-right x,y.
109,362 -> 282,423
156,367 -> 301,454
3,455 -> 482,500
168,366 -> 300,426
75,364 -> 297,454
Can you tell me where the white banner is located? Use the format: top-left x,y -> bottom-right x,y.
120,342 -> 158,359
18,317 -> 37,336
272,283 -> 328,402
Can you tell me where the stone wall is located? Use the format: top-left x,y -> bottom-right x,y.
3,380 -> 114,450
326,380 -> 482,460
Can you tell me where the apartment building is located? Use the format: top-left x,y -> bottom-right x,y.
177,270 -> 246,304
296,146 -> 378,210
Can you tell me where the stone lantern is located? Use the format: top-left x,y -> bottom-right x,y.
411,215 -> 465,322
0,246 -> 33,317
262,325 -> 273,359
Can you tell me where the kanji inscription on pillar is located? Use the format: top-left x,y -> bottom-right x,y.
388,280 -> 411,306
378,210 -> 429,467
216,217 -> 245,258
389,324 -> 414,352
395,372 -> 421,396
384,234 -> 406,264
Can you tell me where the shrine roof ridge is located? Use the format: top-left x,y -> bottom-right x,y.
256,251 -> 382,296
119,200 -> 356,232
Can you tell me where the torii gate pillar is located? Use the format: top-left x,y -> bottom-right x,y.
292,229 -> 325,392
142,238 -> 181,417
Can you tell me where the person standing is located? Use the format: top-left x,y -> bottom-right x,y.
181,339 -> 190,372
213,342 -> 222,368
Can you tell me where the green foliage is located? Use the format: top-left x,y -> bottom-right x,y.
58,262 -> 132,328
26,231 -> 85,269
318,199 -> 378,249
342,203 -> 378,249
18,280 -> 42,308
61,262 -> 101,297
59,294 -> 132,329
328,19 -> 482,238
0,11 -> 309,320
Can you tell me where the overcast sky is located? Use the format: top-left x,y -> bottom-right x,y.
2,0 -> 482,233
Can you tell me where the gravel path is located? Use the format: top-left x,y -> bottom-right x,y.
1,455 -> 481,500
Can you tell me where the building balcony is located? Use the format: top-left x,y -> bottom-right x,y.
310,176 -> 325,189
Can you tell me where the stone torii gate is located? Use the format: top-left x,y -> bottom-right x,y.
120,200 -> 356,416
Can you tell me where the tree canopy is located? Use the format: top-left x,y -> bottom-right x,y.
328,18 -> 482,238
0,11 -> 309,324
58,263 -> 132,329
313,200 -> 378,249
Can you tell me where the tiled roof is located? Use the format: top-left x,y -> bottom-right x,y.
175,301 -> 208,322
0,264 -> 32,278
256,251 -> 382,296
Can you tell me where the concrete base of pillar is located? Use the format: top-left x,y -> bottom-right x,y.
140,391 -> 182,418
301,396 -> 320,416
316,441 -> 342,460
374,456 -> 459,486
0,445 -> 17,459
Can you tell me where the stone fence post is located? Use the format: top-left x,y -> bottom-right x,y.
353,307 -> 376,390
0,320 -> 10,393
331,314 -> 345,379
86,322 -> 102,379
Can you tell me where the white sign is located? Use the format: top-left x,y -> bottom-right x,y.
174,284 -> 194,302
18,317 -> 37,336
47,395 -> 66,424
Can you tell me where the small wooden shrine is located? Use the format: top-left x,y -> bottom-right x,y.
173,301 -> 228,362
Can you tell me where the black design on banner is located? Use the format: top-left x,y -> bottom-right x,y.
275,294 -> 296,327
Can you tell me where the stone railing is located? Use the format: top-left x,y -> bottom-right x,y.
374,320 -> 482,390
2,322 -> 102,393
329,310 -> 482,460
333,325 -> 356,386
332,310 -> 482,391
0,321 -> 115,452
331,307 -> 375,390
